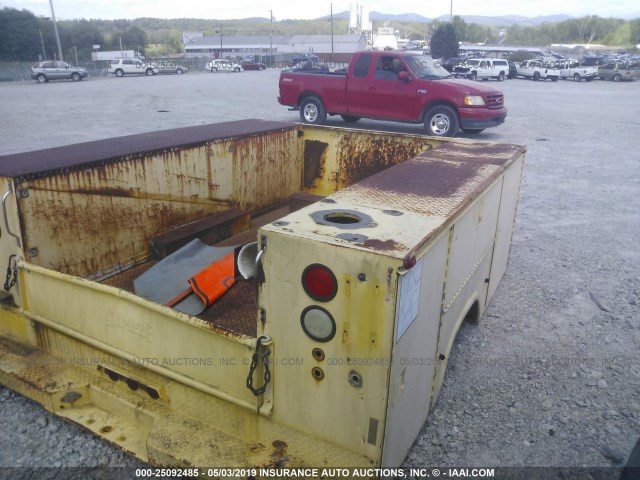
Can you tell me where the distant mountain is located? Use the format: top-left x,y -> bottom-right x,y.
433,14 -> 572,26
368,12 -> 431,22
323,11 -> 431,22
322,11 -> 578,26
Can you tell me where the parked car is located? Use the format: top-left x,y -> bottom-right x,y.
515,60 -> 560,81
440,57 -> 467,76
598,61 -> 640,82
239,60 -> 266,71
153,61 -> 189,75
278,50 -> 508,137
291,53 -> 319,65
30,61 -> 88,83
109,58 -> 158,77
206,59 -> 243,73
289,61 -> 330,73
558,60 -> 598,81
459,58 -> 509,81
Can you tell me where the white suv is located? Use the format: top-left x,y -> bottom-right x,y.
206,59 -> 243,73
463,59 -> 509,81
109,58 -> 159,77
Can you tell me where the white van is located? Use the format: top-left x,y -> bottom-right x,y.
464,58 -> 509,81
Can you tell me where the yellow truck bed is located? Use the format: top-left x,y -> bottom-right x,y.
0,119 -> 525,470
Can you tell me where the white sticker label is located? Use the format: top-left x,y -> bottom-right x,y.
396,257 -> 424,342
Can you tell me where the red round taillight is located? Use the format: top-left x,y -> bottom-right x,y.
302,264 -> 337,302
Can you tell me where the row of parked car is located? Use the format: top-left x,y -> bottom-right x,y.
29,57 -> 270,83
443,57 -> 640,82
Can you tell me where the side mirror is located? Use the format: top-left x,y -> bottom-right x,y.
398,71 -> 411,81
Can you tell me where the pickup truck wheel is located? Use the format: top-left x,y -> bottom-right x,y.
613,74 -> 622,82
71,72 -> 81,82
299,97 -> 327,125
36,74 -> 48,83
212,67 -> 218,73
469,71 -> 477,81
424,105 -> 459,137
340,115 -> 361,123
573,73 -> 582,82
145,68 -> 155,76
497,72 -> 505,81
115,69 -> 124,77
533,72 -> 541,81
234,67 -> 241,72
176,68 -> 184,75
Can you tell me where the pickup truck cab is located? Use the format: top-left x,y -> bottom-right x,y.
558,60 -> 597,81
515,60 -> 560,81
278,51 -> 507,137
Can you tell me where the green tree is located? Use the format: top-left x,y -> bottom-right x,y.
121,25 -> 148,53
0,7 -> 41,60
430,22 -> 459,60
631,19 -> 640,45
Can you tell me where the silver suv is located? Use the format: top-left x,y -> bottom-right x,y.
598,61 -> 640,82
109,58 -> 159,77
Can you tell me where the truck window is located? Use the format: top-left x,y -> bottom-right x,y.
374,56 -> 405,80
353,54 -> 372,78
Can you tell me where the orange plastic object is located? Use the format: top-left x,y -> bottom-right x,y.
187,252 -> 236,308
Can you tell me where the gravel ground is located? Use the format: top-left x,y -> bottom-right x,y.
0,70 -> 639,478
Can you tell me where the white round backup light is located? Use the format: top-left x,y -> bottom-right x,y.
300,306 -> 336,342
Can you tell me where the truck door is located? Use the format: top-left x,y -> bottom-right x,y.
351,55 -> 419,120
345,53 -> 376,117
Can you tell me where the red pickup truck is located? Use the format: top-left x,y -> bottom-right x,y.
278,51 -> 507,137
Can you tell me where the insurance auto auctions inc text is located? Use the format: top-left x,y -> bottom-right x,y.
253,467 -> 495,478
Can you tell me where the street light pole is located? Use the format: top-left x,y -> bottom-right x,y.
49,0 -> 63,61
220,24 -> 223,59
450,0 -> 453,22
39,29 -> 46,60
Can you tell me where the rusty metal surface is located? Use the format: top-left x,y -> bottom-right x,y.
264,139 -> 525,260
334,133 -> 436,190
102,261 -> 257,338
0,120 -> 295,182
303,140 -> 328,189
297,126 -> 441,197
338,141 -> 526,218
199,282 -> 257,337
9,122 -> 301,278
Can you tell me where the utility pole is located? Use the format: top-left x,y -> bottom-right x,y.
331,4 -> 334,62
269,10 -> 273,67
220,24 -> 223,59
39,29 -> 46,60
450,0 -> 453,22
49,0 -> 63,61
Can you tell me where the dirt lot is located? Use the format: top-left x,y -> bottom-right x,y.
0,70 -> 639,477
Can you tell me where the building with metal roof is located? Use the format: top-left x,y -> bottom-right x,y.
183,33 -> 366,63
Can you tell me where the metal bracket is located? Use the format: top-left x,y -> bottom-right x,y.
2,186 -> 22,247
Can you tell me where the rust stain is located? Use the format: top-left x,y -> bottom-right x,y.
269,440 -> 289,468
335,135 -> 433,190
362,239 -> 406,252
303,140 -> 328,189
0,120 -> 297,183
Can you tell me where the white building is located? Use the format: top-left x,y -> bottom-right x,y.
183,33 -> 366,63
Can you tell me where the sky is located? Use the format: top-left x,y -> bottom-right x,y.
2,0 -> 639,21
